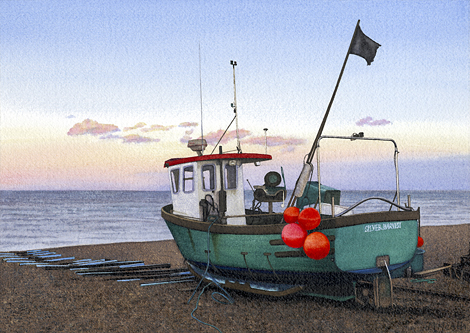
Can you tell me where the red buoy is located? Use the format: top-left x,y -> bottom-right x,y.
298,207 -> 321,230
303,232 -> 330,260
283,206 -> 300,224
417,236 -> 424,248
281,223 -> 307,248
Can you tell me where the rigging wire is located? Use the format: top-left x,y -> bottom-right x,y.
210,115 -> 237,155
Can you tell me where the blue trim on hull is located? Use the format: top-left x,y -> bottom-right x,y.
189,255 -> 413,285
189,263 -> 300,293
189,259 -> 356,285
188,262 -> 358,300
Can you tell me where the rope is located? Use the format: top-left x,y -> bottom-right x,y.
190,283 -> 223,333
187,217 -> 234,332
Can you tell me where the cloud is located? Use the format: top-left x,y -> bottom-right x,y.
179,128 -> 197,144
99,134 -> 122,140
67,119 -> 120,136
66,115 -> 76,119
179,122 -> 198,128
141,124 -> 175,132
122,134 -> 160,144
280,146 -> 296,153
123,122 -> 146,131
356,116 -> 391,127
67,119 -> 162,144
180,135 -> 193,144
244,135 -> 306,147
200,129 -> 251,145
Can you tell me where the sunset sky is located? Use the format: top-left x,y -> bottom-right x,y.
1,0 -> 469,191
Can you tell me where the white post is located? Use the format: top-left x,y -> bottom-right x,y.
231,60 -> 241,153
264,128 -> 268,154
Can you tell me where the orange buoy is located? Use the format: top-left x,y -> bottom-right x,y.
417,236 -> 424,247
298,207 -> 321,230
281,223 -> 307,248
283,206 -> 299,224
303,232 -> 330,260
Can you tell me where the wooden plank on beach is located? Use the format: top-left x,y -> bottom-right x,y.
140,276 -> 196,286
68,260 -> 118,268
44,257 -> 76,262
116,271 -> 193,282
413,265 -> 452,277
3,257 -> 33,262
43,259 -> 117,270
76,263 -> 171,273
0,253 -> 21,257
35,254 -> 62,258
77,268 -> 187,277
6,260 -> 37,264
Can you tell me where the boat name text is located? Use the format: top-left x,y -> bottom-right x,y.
364,222 -> 402,233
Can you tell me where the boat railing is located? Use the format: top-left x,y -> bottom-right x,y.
335,197 -> 413,217
316,135 -> 402,214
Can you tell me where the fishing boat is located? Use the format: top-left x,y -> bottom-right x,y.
162,134 -> 424,305
161,22 -> 425,306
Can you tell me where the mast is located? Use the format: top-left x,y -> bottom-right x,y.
288,20 -> 362,207
199,44 -> 204,154
305,20 -> 361,165
231,60 -> 242,153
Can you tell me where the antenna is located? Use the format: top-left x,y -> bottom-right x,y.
230,60 -> 241,153
199,44 -> 204,154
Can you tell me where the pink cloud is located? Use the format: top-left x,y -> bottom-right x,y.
67,119 -> 120,136
200,130 -> 225,145
123,122 -> 146,131
122,134 -> 160,144
244,135 -> 306,147
356,116 -> 391,127
180,135 -> 193,144
179,122 -> 198,128
200,129 -> 251,145
141,124 -> 175,132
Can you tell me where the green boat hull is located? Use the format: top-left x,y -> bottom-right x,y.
162,205 -> 420,286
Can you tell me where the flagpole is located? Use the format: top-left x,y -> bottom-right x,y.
306,19 -> 360,164
287,20 -> 361,207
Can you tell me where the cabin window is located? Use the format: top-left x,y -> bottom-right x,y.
202,164 -> 216,191
225,164 -> 237,189
170,168 -> 180,193
183,165 -> 194,193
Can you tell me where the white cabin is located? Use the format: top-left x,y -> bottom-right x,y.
164,152 -> 272,225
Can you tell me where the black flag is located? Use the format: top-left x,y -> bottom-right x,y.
349,25 -> 381,65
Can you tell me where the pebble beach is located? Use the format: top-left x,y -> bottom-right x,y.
1,224 -> 469,332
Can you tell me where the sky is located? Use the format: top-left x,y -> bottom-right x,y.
1,0 -> 469,191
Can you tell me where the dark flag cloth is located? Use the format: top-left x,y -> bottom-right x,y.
349,25 -> 381,65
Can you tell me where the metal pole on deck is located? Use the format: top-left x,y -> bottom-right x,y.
264,128 -> 268,154
231,60 -> 241,153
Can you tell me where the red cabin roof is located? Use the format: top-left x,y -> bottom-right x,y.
164,153 -> 272,168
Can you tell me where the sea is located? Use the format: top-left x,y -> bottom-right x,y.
1,190 -> 469,251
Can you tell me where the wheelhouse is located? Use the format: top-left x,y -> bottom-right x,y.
164,152 -> 271,225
